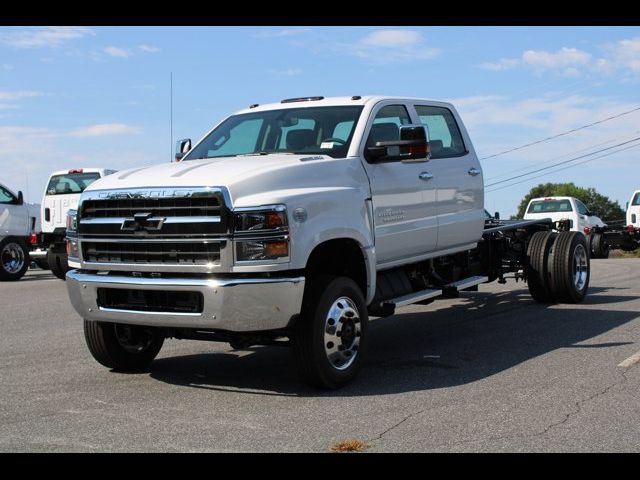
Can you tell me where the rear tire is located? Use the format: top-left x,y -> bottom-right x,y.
48,250 -> 69,280
0,239 -> 29,281
84,320 -> 164,371
590,233 -> 609,259
525,231 -> 557,303
292,276 -> 368,389
549,231 -> 590,303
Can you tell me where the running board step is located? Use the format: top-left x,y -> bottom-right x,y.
443,275 -> 488,296
383,288 -> 443,308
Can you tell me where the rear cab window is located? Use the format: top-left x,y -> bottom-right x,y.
527,199 -> 574,214
46,172 -> 101,195
632,192 -> 640,206
415,105 -> 466,158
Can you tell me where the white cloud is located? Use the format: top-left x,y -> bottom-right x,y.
138,44 -> 160,53
522,47 -> 591,69
69,123 -> 140,137
601,37 -> 640,73
255,28 -> 311,38
479,58 -> 520,71
0,90 -> 43,101
103,46 -> 130,58
270,68 -> 302,76
341,29 -> 439,65
361,30 -> 422,47
0,26 -> 94,49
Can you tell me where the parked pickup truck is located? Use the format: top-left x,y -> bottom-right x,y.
34,168 -> 117,279
65,96 -> 591,388
523,196 -> 607,235
0,182 -> 40,281
628,190 -> 640,228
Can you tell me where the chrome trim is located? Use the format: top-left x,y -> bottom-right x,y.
66,270 -> 305,331
80,216 -> 222,225
79,237 -> 227,243
233,204 -> 286,213
80,186 -> 230,205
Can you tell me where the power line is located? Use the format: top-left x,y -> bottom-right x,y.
484,130 -> 640,181
479,105 -> 640,160
486,142 -> 640,193
485,136 -> 640,188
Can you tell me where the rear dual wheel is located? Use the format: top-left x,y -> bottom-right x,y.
526,230 -> 589,304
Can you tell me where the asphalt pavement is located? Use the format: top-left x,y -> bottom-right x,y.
1,260 -> 639,452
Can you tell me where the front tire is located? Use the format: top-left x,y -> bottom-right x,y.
0,239 -> 29,281
292,276 -> 368,389
84,320 -> 164,371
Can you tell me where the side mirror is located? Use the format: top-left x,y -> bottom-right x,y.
366,124 -> 430,163
494,211 -> 500,220
17,191 -> 24,205
175,138 -> 192,162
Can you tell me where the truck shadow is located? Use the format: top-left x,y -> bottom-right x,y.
149,286 -> 639,397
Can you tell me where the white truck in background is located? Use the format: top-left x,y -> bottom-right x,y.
627,190 -> 640,228
33,168 -> 117,279
523,196 -> 607,235
0,182 -> 40,281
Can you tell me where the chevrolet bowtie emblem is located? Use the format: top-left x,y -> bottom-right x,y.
121,212 -> 166,232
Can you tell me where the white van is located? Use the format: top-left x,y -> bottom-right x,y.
38,168 -> 117,279
523,196 -> 606,235
627,190 -> 640,228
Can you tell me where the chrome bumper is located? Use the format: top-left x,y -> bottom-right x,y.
66,270 -> 305,331
29,248 -> 48,259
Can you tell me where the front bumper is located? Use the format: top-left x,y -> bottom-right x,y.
66,270 -> 305,331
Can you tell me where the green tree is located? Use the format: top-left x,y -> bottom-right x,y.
516,182 -> 625,222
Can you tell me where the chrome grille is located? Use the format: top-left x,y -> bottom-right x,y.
81,197 -> 220,219
82,240 -> 222,265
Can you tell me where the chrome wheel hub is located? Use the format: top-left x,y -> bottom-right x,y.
1,243 -> 25,274
324,296 -> 361,371
572,244 -> 588,291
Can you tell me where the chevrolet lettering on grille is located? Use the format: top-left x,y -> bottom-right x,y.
121,212 -> 166,232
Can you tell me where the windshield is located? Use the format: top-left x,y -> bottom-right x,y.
527,199 -> 573,214
183,106 -> 364,160
46,172 -> 101,195
632,192 -> 640,206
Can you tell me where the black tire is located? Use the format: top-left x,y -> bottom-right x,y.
549,231 -> 590,303
48,250 -> 69,280
0,239 -> 29,281
525,230 -> 557,303
292,276 -> 368,389
591,233 -> 609,259
84,320 -> 165,371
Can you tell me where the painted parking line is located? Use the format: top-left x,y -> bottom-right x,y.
618,351 -> 640,368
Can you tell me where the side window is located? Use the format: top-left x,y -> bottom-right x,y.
576,200 -> 589,215
0,186 -> 15,204
367,104 -> 411,148
207,118 -> 263,157
415,105 -> 466,158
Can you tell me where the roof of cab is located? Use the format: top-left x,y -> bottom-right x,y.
234,95 -> 454,114
49,168 -> 113,177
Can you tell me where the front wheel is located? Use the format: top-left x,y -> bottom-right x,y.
84,320 -> 165,371
292,276 -> 368,389
0,239 -> 29,281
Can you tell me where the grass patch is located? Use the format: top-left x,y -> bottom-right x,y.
330,439 -> 370,453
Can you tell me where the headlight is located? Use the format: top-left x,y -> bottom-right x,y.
234,205 -> 289,262
66,209 -> 78,233
234,206 -> 287,232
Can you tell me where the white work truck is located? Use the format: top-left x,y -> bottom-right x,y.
524,196 -> 607,234
0,182 -> 40,281
65,96 -> 592,388
628,190 -> 640,228
36,168 -> 116,279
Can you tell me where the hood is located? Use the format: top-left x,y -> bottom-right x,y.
83,154 -> 370,207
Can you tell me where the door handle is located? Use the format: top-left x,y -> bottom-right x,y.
419,172 -> 434,181
468,167 -> 480,176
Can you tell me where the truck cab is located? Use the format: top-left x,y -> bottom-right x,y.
0,183 -> 40,281
523,196 -> 606,235
39,168 -> 117,279
627,190 -> 640,228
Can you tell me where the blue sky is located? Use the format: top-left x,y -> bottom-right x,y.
2,26 -> 640,217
